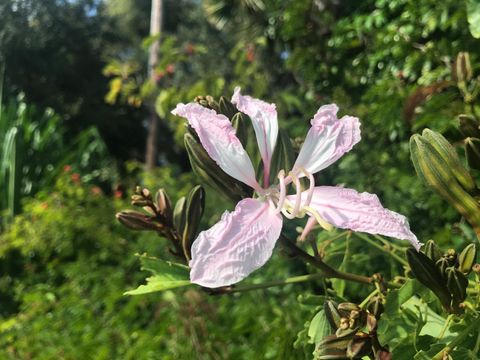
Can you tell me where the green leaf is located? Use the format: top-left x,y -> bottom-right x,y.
467,0 -> 480,38
308,310 -> 332,345
124,254 -> 192,295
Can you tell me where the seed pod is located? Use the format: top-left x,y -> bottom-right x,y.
424,239 -> 443,262
458,244 -> 477,275
182,186 -> 206,260
346,335 -> 372,359
465,137 -> 480,170
458,115 -> 480,139
407,249 -> 452,311
324,300 -> 342,330
116,211 -> 160,231
446,267 -> 468,308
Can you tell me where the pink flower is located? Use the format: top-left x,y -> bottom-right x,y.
172,87 -> 421,288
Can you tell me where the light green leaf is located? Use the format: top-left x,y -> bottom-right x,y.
124,254 -> 192,295
467,0 -> 480,38
308,310 -> 332,345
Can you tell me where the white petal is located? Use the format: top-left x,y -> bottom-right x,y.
293,104 -> 361,175
172,103 -> 260,190
189,198 -> 283,288
288,186 -> 421,250
232,87 -> 278,184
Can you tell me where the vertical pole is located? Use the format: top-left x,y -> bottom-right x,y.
145,0 -> 163,170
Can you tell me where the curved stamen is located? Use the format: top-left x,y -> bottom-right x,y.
301,168 -> 315,208
281,199 -> 296,219
290,172 -> 302,217
303,205 -> 333,231
274,170 -> 287,214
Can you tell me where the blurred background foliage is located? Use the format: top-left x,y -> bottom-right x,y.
0,0 -> 480,358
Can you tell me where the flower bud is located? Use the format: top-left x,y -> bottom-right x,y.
346,335 -> 372,359
182,185 -> 206,260
116,211 -> 160,231
156,188 -> 172,222
410,132 -> 480,234
407,249 -> 452,311
452,52 -> 472,84
324,300 -> 342,329
458,243 -> 477,275
446,267 -> 468,309
425,239 -> 442,262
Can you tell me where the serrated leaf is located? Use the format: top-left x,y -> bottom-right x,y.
125,255 -> 191,295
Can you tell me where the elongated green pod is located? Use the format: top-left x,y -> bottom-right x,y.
424,239 -> 443,262
421,129 -> 475,191
458,243 -> 477,275
173,196 -> 187,240
410,134 -> 480,236
446,267 -> 468,309
184,132 -> 251,202
406,249 -> 452,311
182,185 -> 205,260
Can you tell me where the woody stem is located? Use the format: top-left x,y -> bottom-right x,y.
278,234 -> 372,285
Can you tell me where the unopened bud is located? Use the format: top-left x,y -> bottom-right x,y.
156,188 -> 172,221
458,243 -> 476,275
116,211 -> 160,231
425,239 -> 442,262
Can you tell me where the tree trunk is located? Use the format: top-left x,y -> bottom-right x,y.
145,0 -> 163,170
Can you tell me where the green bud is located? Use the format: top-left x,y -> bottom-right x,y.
337,303 -> 360,312
155,189 -> 172,222
445,248 -> 457,266
425,239 -> 443,262
323,300 -> 342,330
453,52 -> 473,84
458,115 -> 480,139
420,129 -> 475,191
116,211 -> 160,231
407,249 -> 452,311
184,132 -> 251,202
446,267 -> 468,309
182,185 -> 206,260
458,243 -> 477,275
173,196 -> 187,240
410,133 -> 480,234
465,137 -> 480,170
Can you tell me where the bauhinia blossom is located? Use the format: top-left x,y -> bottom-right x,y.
172,87 -> 421,288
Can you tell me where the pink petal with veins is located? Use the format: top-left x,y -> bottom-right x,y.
288,186 -> 421,250
232,87 -> 278,185
172,103 -> 260,191
293,104 -> 361,175
189,198 -> 283,288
